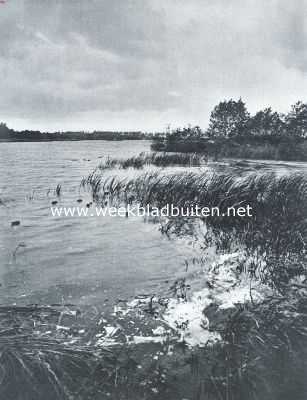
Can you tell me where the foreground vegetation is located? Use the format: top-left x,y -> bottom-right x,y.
3,286 -> 307,400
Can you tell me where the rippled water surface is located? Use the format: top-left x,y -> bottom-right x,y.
0,141 -> 196,308
1,141 -> 307,309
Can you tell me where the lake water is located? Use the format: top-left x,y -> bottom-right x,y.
0,140 -> 196,310
1,141 -> 307,311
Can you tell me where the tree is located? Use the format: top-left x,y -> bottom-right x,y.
207,99 -> 249,138
285,101 -> 307,138
0,122 -> 12,140
248,107 -> 284,137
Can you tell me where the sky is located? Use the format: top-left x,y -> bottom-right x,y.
0,0 -> 306,132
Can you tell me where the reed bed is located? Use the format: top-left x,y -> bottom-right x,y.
97,152 -> 203,170
82,170 -> 307,289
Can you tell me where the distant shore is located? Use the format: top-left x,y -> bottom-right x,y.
0,129 -> 154,142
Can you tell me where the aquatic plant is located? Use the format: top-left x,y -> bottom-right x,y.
82,169 -> 307,289
97,152 -> 203,170
55,184 -> 62,197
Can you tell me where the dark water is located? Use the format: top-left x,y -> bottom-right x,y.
0,141 -> 194,308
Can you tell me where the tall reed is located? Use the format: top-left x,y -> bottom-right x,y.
82,170 -> 307,288
97,152 -> 203,170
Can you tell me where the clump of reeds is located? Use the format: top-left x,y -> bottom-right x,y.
98,156 -> 118,170
97,152 -> 203,170
82,169 -> 307,289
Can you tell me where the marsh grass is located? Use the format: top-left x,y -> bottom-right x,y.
83,170 -> 306,241
82,168 -> 307,295
97,152 -> 203,170
82,166 -> 307,286
195,281 -> 307,400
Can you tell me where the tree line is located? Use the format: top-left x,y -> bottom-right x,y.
152,100 -> 307,161
0,123 -> 150,142
160,99 -> 307,143
208,99 -> 307,140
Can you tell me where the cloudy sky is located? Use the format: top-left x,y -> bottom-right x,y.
0,0 -> 306,132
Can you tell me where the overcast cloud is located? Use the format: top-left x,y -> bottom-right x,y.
0,0 -> 306,131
